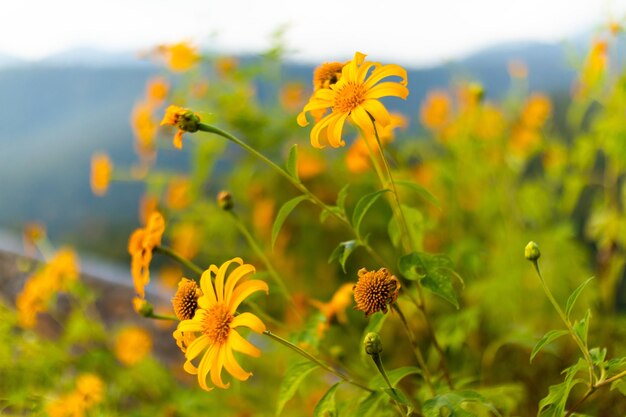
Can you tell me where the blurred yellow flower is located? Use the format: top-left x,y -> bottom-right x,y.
280,82 -> 306,111
45,374 -> 103,417
313,61 -> 345,91
353,267 -> 400,317
16,248 -> 79,327
420,90 -> 452,131
508,59 -> 528,79
578,39 -> 608,95
131,101 -> 157,159
146,76 -> 169,103
346,114 -> 406,174
157,42 -> 200,72
139,194 -> 159,226
297,148 -> 327,180
173,258 -> 268,391
310,283 -> 355,326
472,104 -> 506,141
160,105 -> 201,149
298,52 -> 408,148
115,326 -> 153,366
128,212 -> 165,298
509,126 -> 542,158
90,153 -> 112,196
215,56 -> 238,78
520,93 -> 552,130
165,176 -> 192,210
172,223 -> 200,259
74,373 -> 105,406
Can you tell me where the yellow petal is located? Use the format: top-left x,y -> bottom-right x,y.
224,263 -> 256,305
224,342 -> 252,381
210,347 -> 229,389
350,106 -> 374,135
199,269 -> 217,305
365,82 -> 409,100
231,312 -> 266,333
185,334 -> 210,362
326,112 -> 348,148
197,345 -> 216,391
229,330 -> 261,357
173,130 -> 184,149
361,99 -> 391,127
176,316 -> 203,333
309,113 -> 335,148
184,359 -> 198,375
364,64 -> 408,89
215,258 -> 243,302
357,61 -> 380,84
229,280 -> 269,313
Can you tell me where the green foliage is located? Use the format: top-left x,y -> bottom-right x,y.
530,329 -> 569,362
399,252 -> 461,308
276,361 -> 318,416
272,195 -> 309,249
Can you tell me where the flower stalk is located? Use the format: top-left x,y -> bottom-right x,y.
153,245 -> 204,278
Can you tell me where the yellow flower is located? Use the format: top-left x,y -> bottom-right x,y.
16,248 -> 79,328
172,278 -> 202,321
353,268 -> 400,317
507,59 -> 528,79
160,105 -> 201,149
74,373 -> 104,407
22,222 -> 46,256
128,212 -> 165,298
157,42 -> 200,72
131,101 -> 157,159
279,82 -> 306,111
90,153 -> 112,196
172,223 -> 200,259
420,90 -> 452,131
146,76 -> 169,103
298,52 -> 408,148
313,62 -> 345,91
310,283 -> 355,326
165,177 -> 192,210
520,93 -> 552,130
139,194 -> 159,226
115,326 -> 153,365
215,56 -> 238,78
173,258 -> 268,391
297,148 -> 326,180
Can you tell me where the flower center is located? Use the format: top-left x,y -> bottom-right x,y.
201,303 -> 234,345
333,82 -> 366,114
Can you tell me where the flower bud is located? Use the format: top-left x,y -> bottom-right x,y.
133,297 -> 154,317
525,241 -> 541,261
364,332 -> 383,356
217,191 -> 234,211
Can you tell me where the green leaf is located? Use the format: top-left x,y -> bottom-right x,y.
573,309 -> 592,346
530,329 -> 569,362
351,189 -> 389,236
356,391 -> 385,417
423,391 -> 499,417
381,387 -> 412,409
328,240 -> 361,273
276,361 -> 318,416
337,184 -> 350,214
395,179 -> 441,208
538,360 -> 587,417
388,205 -> 424,250
313,383 -> 340,417
398,252 -> 460,308
272,195 -> 308,250
589,347 -> 607,367
286,144 -> 299,180
565,277 -> 594,320
369,366 -> 421,389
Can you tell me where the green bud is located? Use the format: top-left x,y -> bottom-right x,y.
217,191 -> 234,211
364,332 -> 383,356
525,241 -> 541,261
133,298 -> 154,318
178,110 -> 201,133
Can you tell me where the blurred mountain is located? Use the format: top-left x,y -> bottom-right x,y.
0,38 -> 606,259
0,52 -> 24,68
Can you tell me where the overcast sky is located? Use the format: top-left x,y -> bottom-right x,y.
1,0 -> 624,65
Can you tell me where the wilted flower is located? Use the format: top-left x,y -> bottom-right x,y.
160,105 -> 202,149
128,212 -> 165,298
173,258 -> 268,391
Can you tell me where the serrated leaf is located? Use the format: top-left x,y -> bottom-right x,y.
272,195 -> 308,250
276,361 -> 318,416
286,144 -> 299,181
573,309 -> 591,346
530,329 -> 569,362
313,383 -> 340,417
369,366 -> 421,389
351,189 -> 389,236
589,347 -> 607,367
395,179 -> 441,208
398,252 -> 427,281
328,240 -> 361,273
565,277 -> 594,320
538,360 -> 587,417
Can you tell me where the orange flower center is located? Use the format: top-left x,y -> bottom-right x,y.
201,303 -> 234,345
333,82 -> 366,114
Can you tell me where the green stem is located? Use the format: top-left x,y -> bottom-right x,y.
370,352 -> 419,416
392,304 -> 436,395
263,330 -> 373,393
531,260 -> 595,385
565,367 -> 626,417
227,211 -> 292,300
154,245 -> 204,278
198,122 -> 387,267
148,312 -> 178,321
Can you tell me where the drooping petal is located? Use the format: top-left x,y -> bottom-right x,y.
184,334 -> 211,362
364,64 -> 408,89
229,330 -> 261,357
210,346 -> 229,389
365,82 -> 409,100
356,61 -> 380,85
215,258 -> 243,302
231,312 -> 266,333
199,269 -> 217,305
297,93 -> 335,127
184,359 -> 198,375
229,280 -> 270,314
350,106 -> 374,134
173,130 -> 184,149
309,113 -> 336,148
176,316 -> 203,333
224,342 -> 252,381
361,99 -> 392,127
326,112 -> 349,148
224,263 -> 256,305
197,345 -> 216,391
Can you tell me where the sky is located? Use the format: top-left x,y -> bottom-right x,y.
1,0 -> 625,66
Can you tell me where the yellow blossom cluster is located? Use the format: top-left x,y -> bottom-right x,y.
46,373 -> 104,417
